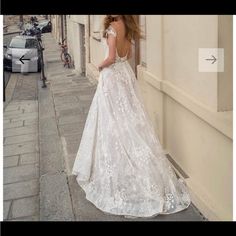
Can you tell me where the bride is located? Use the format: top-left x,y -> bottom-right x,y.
72,15 -> 191,218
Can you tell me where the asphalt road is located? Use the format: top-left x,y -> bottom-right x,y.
3,33 -> 19,88
4,71 -> 11,88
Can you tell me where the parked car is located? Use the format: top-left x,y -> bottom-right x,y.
21,23 -> 42,42
23,22 -> 33,31
38,20 -> 52,33
4,35 -> 42,72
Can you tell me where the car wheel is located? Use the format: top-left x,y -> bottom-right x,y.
4,67 -> 12,72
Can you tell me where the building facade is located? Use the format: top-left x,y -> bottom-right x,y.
50,15 -> 233,221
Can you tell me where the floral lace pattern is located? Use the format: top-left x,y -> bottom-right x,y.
72,25 -> 191,217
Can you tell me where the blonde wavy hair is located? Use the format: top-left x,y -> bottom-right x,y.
103,15 -> 142,42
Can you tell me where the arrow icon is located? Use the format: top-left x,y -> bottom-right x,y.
205,55 -> 217,64
19,54 -> 30,64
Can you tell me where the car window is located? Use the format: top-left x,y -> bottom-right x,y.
9,38 -> 38,49
39,21 -> 48,26
25,39 -> 38,48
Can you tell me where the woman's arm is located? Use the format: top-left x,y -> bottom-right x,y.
98,33 -> 117,72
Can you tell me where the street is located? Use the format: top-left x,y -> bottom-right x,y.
3,32 -> 206,221
4,71 -> 11,89
3,33 -> 19,88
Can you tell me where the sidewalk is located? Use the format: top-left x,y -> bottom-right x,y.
3,74 -> 40,221
39,33 -> 99,220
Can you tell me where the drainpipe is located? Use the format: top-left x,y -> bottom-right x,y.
88,15 -> 91,63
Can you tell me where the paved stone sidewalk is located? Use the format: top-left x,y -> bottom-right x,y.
41,33 -> 206,221
3,99 -> 39,221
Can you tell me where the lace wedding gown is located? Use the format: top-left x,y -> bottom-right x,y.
72,25 -> 191,218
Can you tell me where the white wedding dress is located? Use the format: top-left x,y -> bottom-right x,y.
72,25 -> 191,218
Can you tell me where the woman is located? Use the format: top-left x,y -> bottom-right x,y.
72,15 -> 191,218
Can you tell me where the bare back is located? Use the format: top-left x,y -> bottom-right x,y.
110,21 -> 131,58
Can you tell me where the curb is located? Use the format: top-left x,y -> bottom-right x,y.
38,33 -> 75,221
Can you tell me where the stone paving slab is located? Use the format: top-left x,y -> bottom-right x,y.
40,173 -> 75,221
54,103 -> 83,112
4,119 -> 11,124
55,107 -> 84,118
62,154 -> 74,175
54,96 -> 79,106
39,117 -> 59,136
59,123 -> 85,136
58,114 -> 87,125
4,164 -> 39,184
4,112 -> 38,120
4,179 -> 39,201
39,134 -> 62,156
24,118 -> 38,126
12,73 -> 38,100
63,133 -> 83,145
11,196 -> 39,219
4,105 -> 20,112
38,84 -> 56,119
20,153 -> 39,165
64,142 -> 80,156
52,88 -> 92,96
4,126 -> 37,138
4,141 -> 38,156
8,215 -> 39,221
3,201 -> 11,220
4,155 -> 19,168
3,74 -> 40,221
11,116 -> 38,123
4,134 -> 37,145
4,109 -> 24,116
3,120 -> 24,129
40,153 -> 65,176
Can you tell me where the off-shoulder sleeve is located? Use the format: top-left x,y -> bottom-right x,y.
105,25 -> 117,38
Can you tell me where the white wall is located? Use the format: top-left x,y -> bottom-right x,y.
163,15 -> 218,111
137,15 -> 233,220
